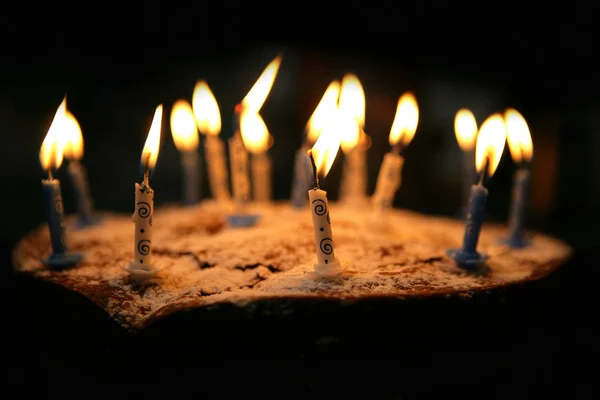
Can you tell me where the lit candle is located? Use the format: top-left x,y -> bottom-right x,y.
62,104 -> 99,228
501,108 -> 534,248
171,100 -> 201,205
307,108 -> 356,276
127,105 -> 162,282
227,55 -> 281,226
240,110 -> 272,202
454,109 -> 478,217
447,113 -> 507,269
371,92 -> 419,214
39,101 -> 83,269
193,81 -> 230,202
291,80 -> 340,208
338,73 -> 368,204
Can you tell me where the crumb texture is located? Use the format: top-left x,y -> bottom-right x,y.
13,201 -> 571,329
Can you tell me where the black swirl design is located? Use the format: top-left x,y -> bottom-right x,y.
319,238 -> 333,255
137,239 -> 151,255
312,199 -> 327,216
55,197 -> 64,214
137,202 -> 151,218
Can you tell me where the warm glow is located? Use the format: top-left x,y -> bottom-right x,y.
311,108 -> 353,177
475,113 -> 507,177
339,110 -> 361,153
39,99 -> 67,172
62,111 -> 84,160
170,100 -> 199,152
338,73 -> 365,128
306,81 -> 341,144
505,108 -> 533,163
454,109 -> 478,151
192,80 -> 222,136
241,54 -> 282,113
240,110 -> 270,154
389,92 -> 419,147
141,105 -> 163,171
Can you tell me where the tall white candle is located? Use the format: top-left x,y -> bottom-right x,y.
308,188 -> 339,273
372,152 -> 404,211
251,152 -> 271,202
193,81 -> 231,202
204,135 -> 230,201
229,133 -> 251,207
171,100 -> 201,205
371,92 -> 419,215
128,104 -> 162,282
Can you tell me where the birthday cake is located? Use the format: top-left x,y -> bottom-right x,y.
12,201 -> 571,330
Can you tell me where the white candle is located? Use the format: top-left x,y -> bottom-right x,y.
251,152 -> 271,202
192,81 -> 231,202
308,188 -> 339,273
372,152 -> 404,211
371,92 -> 419,215
133,181 -> 154,266
228,133 -> 251,207
171,100 -> 201,205
338,74 -> 367,204
128,105 -> 162,282
204,135 -> 230,201
306,107 -> 352,276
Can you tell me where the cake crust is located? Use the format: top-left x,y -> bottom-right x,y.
13,202 -> 572,330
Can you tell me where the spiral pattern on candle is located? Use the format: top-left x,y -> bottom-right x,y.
137,239 -> 151,255
312,199 -> 327,216
319,238 -> 333,255
137,202 -> 151,218
55,197 -> 64,214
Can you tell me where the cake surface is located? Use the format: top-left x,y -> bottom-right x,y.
13,201 -> 571,330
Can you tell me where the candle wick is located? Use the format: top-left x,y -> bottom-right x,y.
143,152 -> 151,186
392,143 -> 402,155
47,169 -> 54,181
307,150 -> 319,190
477,156 -> 489,186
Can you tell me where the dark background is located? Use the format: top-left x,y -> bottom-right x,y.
1,3 -> 599,397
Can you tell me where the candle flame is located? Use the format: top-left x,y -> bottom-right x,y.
170,100 -> 199,152
389,92 -> 419,147
306,80 -> 341,144
339,110 -> 361,153
454,109 -> 478,151
141,105 -> 163,172
505,108 -> 533,163
192,80 -> 222,136
240,110 -> 270,154
475,113 -> 507,177
241,54 -> 282,113
39,98 -> 67,172
62,111 -> 84,161
311,108 -> 353,177
338,73 -> 365,128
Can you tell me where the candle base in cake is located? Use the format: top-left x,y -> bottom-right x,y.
126,262 -> 159,283
226,214 -> 260,227
313,260 -> 342,277
42,252 -> 83,270
445,248 -> 489,270
499,234 -> 531,249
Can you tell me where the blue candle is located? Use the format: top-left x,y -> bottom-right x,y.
38,100 -> 83,269
501,168 -> 531,248
447,113 -> 507,270
501,108 -> 534,248
171,100 -> 201,206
